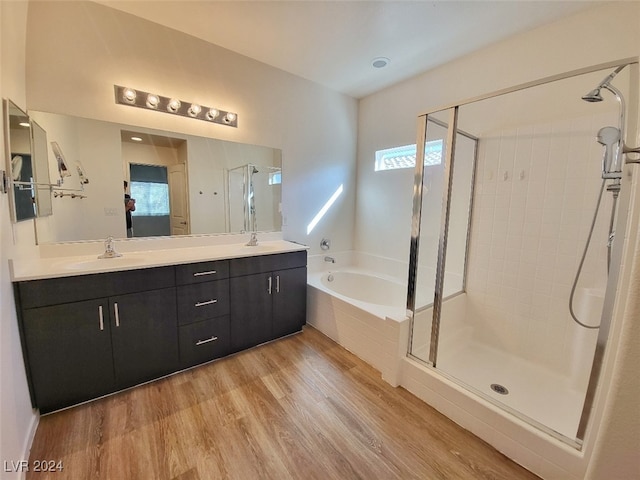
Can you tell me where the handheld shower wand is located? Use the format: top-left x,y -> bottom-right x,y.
597,126 -> 622,179
581,65 -> 629,178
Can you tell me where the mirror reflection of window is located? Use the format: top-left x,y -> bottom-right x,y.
129,164 -> 170,237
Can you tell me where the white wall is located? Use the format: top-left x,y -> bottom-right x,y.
357,3 -> 640,479
0,0 -> 357,474
25,0 -> 358,252
0,1 -> 39,478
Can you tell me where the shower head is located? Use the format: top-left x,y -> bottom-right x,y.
581,64 -> 626,103
582,89 -> 603,102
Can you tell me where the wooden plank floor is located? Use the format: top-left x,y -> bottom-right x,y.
27,326 -> 540,480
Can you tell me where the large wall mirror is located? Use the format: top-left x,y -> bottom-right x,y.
3,100 -> 53,222
30,111 -> 282,244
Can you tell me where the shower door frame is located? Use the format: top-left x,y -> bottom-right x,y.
406,57 -> 639,446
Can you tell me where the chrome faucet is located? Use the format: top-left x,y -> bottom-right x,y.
246,232 -> 258,246
324,256 -> 335,263
98,236 -> 122,259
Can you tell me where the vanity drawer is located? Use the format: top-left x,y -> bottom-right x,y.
179,316 -> 230,368
177,280 -> 230,325
17,267 -> 176,309
175,260 -> 229,285
229,251 -> 307,277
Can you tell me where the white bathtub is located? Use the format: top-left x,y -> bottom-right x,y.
309,268 -> 408,321
307,253 -> 411,386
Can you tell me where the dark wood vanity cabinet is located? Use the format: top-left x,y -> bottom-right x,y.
229,251 -> 307,352
109,288 -> 179,389
16,267 -> 178,413
14,250 -> 306,413
176,260 -> 232,368
21,298 -> 116,413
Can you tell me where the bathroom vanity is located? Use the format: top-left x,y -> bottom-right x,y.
11,241 -> 307,413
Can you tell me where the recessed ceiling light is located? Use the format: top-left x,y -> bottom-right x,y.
131,136 -> 143,142
371,57 -> 390,69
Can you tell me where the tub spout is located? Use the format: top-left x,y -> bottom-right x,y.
324,256 -> 335,263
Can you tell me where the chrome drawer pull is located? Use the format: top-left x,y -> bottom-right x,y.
195,299 -> 218,307
196,336 -> 218,346
276,275 -> 280,293
114,302 -> 120,327
268,276 -> 272,295
98,305 -> 104,331
193,270 -> 217,277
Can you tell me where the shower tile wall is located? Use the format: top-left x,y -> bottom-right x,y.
465,112 -> 614,382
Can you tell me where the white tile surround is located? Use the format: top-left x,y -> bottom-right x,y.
307,251 -> 410,386
465,111 -> 616,381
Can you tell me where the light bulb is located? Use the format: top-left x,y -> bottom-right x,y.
206,108 -> 219,121
188,104 -> 201,117
167,98 -> 181,113
146,94 -> 160,109
19,122 -> 30,128
224,112 -> 236,123
123,88 -> 137,104
131,136 -> 143,142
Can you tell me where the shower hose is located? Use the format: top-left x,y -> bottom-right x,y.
568,178 -> 617,330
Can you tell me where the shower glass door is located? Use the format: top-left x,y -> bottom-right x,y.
408,111 -> 476,363
408,63 -> 635,445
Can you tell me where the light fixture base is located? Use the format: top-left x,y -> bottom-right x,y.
114,85 -> 237,128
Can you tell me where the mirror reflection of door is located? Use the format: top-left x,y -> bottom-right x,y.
169,164 -> 190,235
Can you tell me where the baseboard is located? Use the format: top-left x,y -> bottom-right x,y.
19,411 -> 39,480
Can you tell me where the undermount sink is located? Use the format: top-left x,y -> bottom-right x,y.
63,256 -> 148,271
239,243 -> 282,253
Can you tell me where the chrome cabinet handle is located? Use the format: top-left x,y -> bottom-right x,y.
193,270 -> 217,277
268,276 -> 272,295
276,275 -> 280,293
98,305 -> 104,331
114,302 -> 120,327
195,299 -> 217,307
196,336 -> 218,346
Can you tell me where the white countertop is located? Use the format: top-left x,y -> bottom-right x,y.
10,239 -> 308,282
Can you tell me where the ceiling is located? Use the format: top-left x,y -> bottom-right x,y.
97,1 -> 603,98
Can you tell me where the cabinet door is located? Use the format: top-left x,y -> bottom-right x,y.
272,267 -> 307,339
22,299 -> 115,413
230,273 -> 273,352
109,287 -> 178,389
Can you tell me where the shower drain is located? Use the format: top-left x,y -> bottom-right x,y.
490,383 -> 509,395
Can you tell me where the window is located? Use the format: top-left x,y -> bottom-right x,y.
129,164 -> 170,216
130,182 -> 170,216
374,140 -> 443,171
268,170 -> 282,185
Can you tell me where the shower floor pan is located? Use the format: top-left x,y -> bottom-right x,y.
437,341 -> 586,439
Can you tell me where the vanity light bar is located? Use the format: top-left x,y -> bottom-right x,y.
114,85 -> 238,128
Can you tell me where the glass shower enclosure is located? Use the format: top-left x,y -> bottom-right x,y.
407,60 -> 637,446
227,164 -> 282,233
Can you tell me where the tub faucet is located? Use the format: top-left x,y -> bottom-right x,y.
246,232 -> 258,246
324,256 -> 336,263
98,236 -> 122,259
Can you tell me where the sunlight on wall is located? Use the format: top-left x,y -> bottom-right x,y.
307,184 -> 344,235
